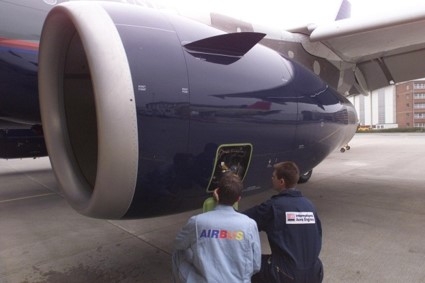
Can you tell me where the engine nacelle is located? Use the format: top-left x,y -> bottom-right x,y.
38,2 -> 357,219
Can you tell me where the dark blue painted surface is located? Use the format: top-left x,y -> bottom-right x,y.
105,7 -> 357,217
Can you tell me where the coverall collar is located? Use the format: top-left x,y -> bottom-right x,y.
275,188 -> 302,197
215,204 -> 237,211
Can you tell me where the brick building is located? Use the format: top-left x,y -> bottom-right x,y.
396,80 -> 425,128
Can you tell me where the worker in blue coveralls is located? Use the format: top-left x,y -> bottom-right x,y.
244,161 -> 323,283
172,172 -> 261,283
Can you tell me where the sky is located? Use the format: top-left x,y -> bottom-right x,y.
350,0 -> 425,17
156,0 -> 425,29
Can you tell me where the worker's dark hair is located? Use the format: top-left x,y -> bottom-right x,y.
273,161 -> 300,188
217,172 -> 243,205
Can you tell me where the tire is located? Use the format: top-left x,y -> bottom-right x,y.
298,169 -> 312,183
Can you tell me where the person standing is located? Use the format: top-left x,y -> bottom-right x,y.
172,172 -> 261,283
244,161 -> 323,283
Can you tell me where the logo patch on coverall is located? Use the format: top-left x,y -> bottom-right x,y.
286,212 -> 315,224
199,229 -> 244,240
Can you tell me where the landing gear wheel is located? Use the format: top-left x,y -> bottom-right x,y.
298,169 -> 312,184
340,144 -> 350,153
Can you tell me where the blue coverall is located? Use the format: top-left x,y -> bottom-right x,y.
244,189 -> 323,283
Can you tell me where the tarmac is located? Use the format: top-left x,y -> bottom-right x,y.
0,133 -> 424,283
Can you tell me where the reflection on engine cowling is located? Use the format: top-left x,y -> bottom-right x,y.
206,144 -> 252,192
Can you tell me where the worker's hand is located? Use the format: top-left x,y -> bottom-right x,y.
213,188 -> 219,202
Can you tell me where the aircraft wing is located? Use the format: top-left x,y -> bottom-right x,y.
294,6 -> 425,94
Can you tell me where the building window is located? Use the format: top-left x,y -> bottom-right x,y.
414,93 -> 425,99
378,90 -> 385,124
414,103 -> 425,109
359,95 -> 365,125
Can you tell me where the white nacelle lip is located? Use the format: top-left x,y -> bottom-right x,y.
38,2 -> 139,219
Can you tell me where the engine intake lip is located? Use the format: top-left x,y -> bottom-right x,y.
38,2 -> 139,219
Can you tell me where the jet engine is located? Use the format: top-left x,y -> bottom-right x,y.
38,2 -> 357,219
